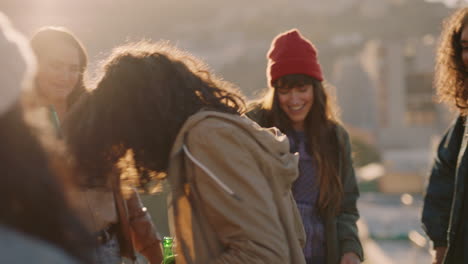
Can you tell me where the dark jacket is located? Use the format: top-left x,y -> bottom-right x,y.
246,107 -> 364,264
422,115 -> 468,263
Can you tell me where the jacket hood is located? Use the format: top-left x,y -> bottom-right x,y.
170,110 -> 299,192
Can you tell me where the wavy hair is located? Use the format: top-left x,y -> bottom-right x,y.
253,74 -> 343,216
64,41 -> 245,189
435,8 -> 468,114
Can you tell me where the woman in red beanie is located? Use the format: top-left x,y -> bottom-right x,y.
248,29 -> 363,264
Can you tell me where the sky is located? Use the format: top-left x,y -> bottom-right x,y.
426,0 -> 466,7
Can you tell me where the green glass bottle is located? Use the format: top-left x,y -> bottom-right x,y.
162,236 -> 175,264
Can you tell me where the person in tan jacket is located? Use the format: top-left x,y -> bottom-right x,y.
64,40 -> 307,264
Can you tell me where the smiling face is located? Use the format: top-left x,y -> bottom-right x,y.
36,41 -> 81,105
276,83 -> 314,131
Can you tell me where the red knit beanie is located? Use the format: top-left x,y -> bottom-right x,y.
267,29 -> 323,87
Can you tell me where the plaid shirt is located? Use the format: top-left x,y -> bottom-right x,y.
288,131 -> 326,263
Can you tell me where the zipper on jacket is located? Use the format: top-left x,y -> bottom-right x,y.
182,145 -> 242,202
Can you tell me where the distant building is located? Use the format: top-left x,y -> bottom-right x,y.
332,32 -> 453,193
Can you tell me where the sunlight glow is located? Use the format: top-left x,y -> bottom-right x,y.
425,0 -> 467,7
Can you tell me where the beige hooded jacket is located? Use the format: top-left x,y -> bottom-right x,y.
167,110 -> 306,264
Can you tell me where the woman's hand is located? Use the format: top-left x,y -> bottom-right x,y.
340,252 -> 361,264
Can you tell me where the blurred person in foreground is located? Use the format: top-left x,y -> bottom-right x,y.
30,27 -> 163,264
64,40 -> 307,264
421,7 -> 468,264
247,29 -> 363,264
0,12 -> 93,263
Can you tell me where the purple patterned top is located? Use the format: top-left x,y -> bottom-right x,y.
288,131 -> 326,264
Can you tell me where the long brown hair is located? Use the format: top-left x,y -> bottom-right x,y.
256,74 -> 343,215
30,26 -> 88,108
435,8 -> 468,114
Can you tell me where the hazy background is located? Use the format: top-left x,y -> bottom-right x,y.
2,0 -> 465,263
0,0 -> 454,96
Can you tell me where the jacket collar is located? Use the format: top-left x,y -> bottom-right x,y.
170,110 -> 299,192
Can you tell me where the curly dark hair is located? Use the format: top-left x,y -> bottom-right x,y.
435,8 -> 468,114
250,74 -> 343,216
64,41 -> 245,189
